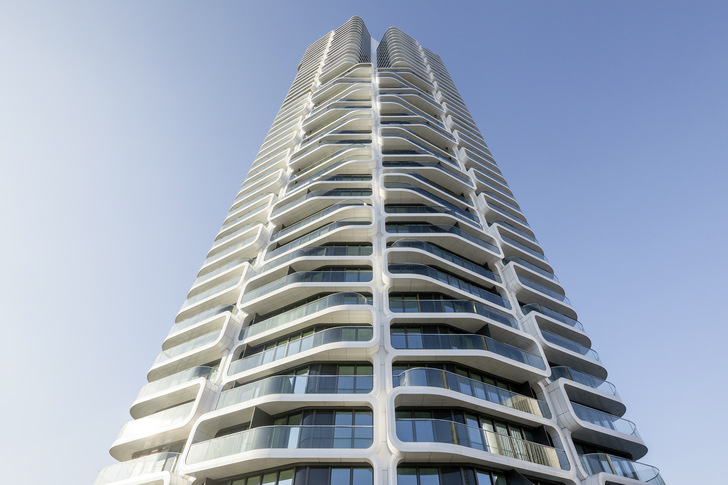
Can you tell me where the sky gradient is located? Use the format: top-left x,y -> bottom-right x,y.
1,1 -> 726,483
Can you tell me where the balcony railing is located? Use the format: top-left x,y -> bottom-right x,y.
386,223 -> 499,255
116,402 -> 194,442
187,424 -> 374,464
271,200 -> 369,241
518,276 -> 570,305
521,303 -> 584,331
241,269 -> 372,305
382,160 -> 472,187
389,263 -> 509,309
571,403 -> 640,437
391,332 -> 545,370
504,258 -> 557,282
192,257 -> 251,288
242,292 -> 372,340
264,219 -> 371,262
137,366 -> 217,401
541,330 -> 600,361
259,244 -> 373,274
228,326 -> 373,376
181,277 -> 240,309
271,188 -> 372,218
500,235 -> 547,262
390,239 -> 500,283
218,373 -> 373,409
389,297 -> 518,330
397,368 -> 550,418
155,330 -> 220,364
384,181 -> 479,226
550,366 -> 619,397
396,419 -> 569,470
171,304 -> 233,334
580,454 -> 664,484
94,452 -> 179,485
491,220 -> 537,244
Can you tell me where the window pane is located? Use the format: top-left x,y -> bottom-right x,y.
419,468 -> 439,485
261,472 -> 276,485
278,469 -> 294,485
397,468 -> 418,485
476,471 -> 493,485
331,468 -> 351,485
352,468 -> 372,485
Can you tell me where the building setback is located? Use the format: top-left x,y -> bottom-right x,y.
96,16 -> 665,485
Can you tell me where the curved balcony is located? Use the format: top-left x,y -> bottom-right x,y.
170,304 -> 234,333
180,276 -> 241,310
290,145 -> 373,178
386,223 -> 499,258
290,139 -> 373,171
472,170 -> 513,201
186,424 -> 374,465
389,296 -> 517,330
271,200 -> 369,242
517,276 -> 571,306
395,419 -> 569,470
114,401 -> 194,445
265,219 -> 372,262
572,403 -> 639,437
222,193 -> 275,229
389,239 -> 500,283
580,454 -> 665,484
94,452 -> 179,485
504,257 -> 556,282
382,160 -> 473,189
259,245 -> 373,275
136,366 -> 217,403
522,303 -> 583,331
388,263 -> 509,309
384,204 -> 479,230
199,235 -> 259,273
550,366 -> 618,396
155,330 -> 220,365
218,373 -> 373,409
397,368 -> 550,419
541,329 -> 600,362
500,235 -> 547,263
240,269 -> 372,313
391,331 -> 545,370
242,292 -> 372,342
383,181 -> 478,226
191,257 -> 251,290
290,154 -> 374,191
271,188 -> 372,220
210,222 -> 263,251
228,326 -> 373,376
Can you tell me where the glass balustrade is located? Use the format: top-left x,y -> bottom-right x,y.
390,239 -> 500,283
94,452 -> 179,485
265,219 -> 371,261
571,403 -> 639,437
193,258 -> 250,287
223,193 -> 275,229
116,402 -> 194,441
259,245 -> 373,274
229,326 -> 373,375
521,304 -> 583,331
504,258 -> 556,282
491,220 -> 538,244
182,277 -> 240,309
397,368 -> 550,418
389,263 -> 509,309
385,171 -> 472,206
187,424 -> 374,464
382,160 -> 473,186
518,276 -> 570,305
291,145 -> 372,176
272,201 -> 369,241
136,366 -> 217,401
155,330 -> 220,364
389,297 -> 517,329
211,222 -> 262,249
300,114 -> 372,147
202,235 -> 258,267
242,292 -> 373,340
580,454 -> 664,484
218,373 -> 373,409
391,332 -> 545,369
487,203 -> 529,226
474,172 -> 512,198
500,235 -> 547,261
396,419 -> 569,470
550,366 -> 619,397
241,270 -> 372,305
291,154 -> 373,190
219,204 -> 268,233
386,223 -> 499,254
384,182 -> 479,226
272,189 -> 372,218
541,330 -> 600,361
484,191 -> 521,212
171,304 -> 234,334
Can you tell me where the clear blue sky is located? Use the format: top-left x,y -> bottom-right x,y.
1,1 -> 726,483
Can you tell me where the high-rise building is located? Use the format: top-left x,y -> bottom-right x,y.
95,17 -> 665,485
